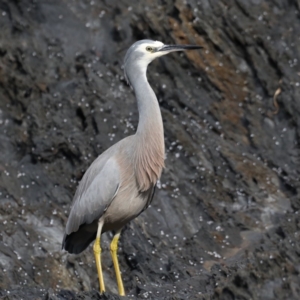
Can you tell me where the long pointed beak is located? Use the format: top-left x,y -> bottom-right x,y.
158,44 -> 202,52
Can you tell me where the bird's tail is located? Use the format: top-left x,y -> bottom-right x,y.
62,223 -> 97,254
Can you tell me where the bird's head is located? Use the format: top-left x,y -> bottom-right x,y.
124,39 -> 202,85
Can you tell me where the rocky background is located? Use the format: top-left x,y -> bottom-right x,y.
0,0 -> 300,299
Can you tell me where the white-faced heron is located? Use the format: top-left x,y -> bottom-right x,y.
62,40 -> 202,296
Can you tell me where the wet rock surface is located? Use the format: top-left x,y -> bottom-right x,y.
0,0 -> 300,299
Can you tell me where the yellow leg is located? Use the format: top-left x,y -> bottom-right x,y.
110,230 -> 125,296
93,220 -> 105,294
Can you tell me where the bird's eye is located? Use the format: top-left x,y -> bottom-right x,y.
146,46 -> 153,52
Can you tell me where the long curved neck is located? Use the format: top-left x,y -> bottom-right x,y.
133,68 -> 163,136
126,61 -> 165,191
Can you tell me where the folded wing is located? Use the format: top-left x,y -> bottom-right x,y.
63,157 -> 120,253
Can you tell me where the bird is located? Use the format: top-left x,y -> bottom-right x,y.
62,39 -> 202,296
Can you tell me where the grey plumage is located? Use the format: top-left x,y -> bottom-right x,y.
62,136 -> 157,254
62,39 -> 202,295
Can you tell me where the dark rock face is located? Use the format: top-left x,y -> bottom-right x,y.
0,0 -> 299,299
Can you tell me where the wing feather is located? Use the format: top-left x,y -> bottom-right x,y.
65,157 -> 120,235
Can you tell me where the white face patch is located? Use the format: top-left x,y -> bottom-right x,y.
134,41 -> 167,68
